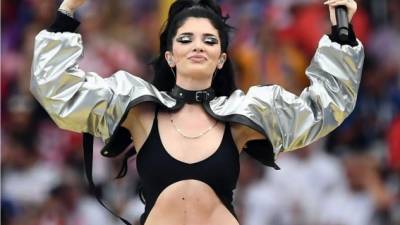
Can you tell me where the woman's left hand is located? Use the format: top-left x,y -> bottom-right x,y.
324,0 -> 358,25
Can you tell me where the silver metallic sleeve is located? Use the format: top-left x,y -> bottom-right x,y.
30,30 -> 152,142
210,35 -> 364,157
248,35 -> 365,155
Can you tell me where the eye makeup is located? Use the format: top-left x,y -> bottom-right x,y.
176,35 -> 192,43
203,36 -> 218,45
176,33 -> 219,45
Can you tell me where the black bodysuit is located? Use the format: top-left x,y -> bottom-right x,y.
136,111 -> 240,225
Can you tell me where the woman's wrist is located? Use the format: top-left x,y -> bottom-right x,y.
59,3 -> 75,17
58,8 -> 74,18
329,24 -> 358,46
48,11 -> 80,32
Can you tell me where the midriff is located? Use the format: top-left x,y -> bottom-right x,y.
143,180 -> 239,225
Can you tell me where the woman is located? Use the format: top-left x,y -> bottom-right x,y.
30,0 -> 363,224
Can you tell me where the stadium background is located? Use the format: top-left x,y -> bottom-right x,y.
2,0 -> 400,224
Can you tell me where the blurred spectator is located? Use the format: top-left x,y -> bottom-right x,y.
2,0 -> 400,224
34,171 -> 115,225
241,144 -> 345,225
319,152 -> 392,225
1,134 -> 61,206
77,2 -> 147,79
389,116 -> 400,171
235,153 -> 266,223
388,116 -> 400,224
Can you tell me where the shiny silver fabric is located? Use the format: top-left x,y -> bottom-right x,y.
31,30 -> 364,158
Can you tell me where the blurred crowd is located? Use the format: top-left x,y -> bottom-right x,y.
1,0 -> 400,225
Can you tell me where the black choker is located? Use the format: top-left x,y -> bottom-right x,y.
170,85 -> 215,104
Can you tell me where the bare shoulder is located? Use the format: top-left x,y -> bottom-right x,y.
133,102 -> 157,126
121,102 -> 155,130
230,123 -> 265,152
121,102 -> 156,152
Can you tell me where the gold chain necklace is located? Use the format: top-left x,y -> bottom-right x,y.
169,113 -> 218,139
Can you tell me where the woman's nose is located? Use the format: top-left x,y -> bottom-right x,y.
193,40 -> 204,52
193,46 -> 204,52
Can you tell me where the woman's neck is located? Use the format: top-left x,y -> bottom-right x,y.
174,103 -> 213,121
175,74 -> 212,91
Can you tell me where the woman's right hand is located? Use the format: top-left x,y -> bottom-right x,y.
324,0 -> 357,25
59,0 -> 86,13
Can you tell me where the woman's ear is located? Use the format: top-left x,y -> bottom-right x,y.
217,53 -> 227,69
165,51 -> 175,67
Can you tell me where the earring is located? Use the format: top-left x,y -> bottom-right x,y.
168,55 -> 175,65
218,59 -> 224,68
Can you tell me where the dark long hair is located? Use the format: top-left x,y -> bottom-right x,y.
151,0 -> 236,97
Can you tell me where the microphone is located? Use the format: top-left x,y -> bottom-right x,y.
335,6 -> 349,42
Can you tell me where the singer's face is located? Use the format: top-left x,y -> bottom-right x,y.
166,17 -> 225,80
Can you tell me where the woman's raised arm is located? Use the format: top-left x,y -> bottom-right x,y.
226,0 -> 364,156
30,1 -> 154,143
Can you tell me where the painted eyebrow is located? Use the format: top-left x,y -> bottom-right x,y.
177,32 -> 218,38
